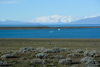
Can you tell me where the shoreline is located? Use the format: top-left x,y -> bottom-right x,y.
0,38 -> 100,41
0,26 -> 100,30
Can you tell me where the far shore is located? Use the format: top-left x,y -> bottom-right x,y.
0,26 -> 100,30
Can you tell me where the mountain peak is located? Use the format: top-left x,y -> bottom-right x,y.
70,16 -> 100,24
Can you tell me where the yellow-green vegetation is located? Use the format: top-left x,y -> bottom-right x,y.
0,38 -> 100,67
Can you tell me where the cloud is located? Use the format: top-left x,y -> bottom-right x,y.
1,19 -> 6,21
34,15 -> 72,23
84,16 -> 88,19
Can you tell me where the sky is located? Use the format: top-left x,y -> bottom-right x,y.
0,0 -> 100,23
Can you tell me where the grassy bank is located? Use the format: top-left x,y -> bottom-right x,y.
0,38 -> 100,51
0,38 -> 100,67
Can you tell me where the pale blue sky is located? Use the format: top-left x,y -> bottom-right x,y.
0,0 -> 100,23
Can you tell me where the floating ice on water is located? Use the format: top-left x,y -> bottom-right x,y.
50,31 -> 53,33
58,29 -> 60,30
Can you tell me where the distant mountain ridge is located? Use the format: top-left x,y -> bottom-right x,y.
71,16 -> 100,24
0,20 -> 40,25
0,16 -> 100,25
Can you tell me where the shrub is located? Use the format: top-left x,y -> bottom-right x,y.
73,53 -> 81,58
60,48 -> 67,52
80,57 -> 93,63
1,54 -> 15,58
75,49 -> 84,53
43,49 -> 53,53
60,48 -> 71,52
11,52 -> 21,56
19,47 -> 35,53
89,50 -> 98,57
0,61 -> 7,66
54,55 -> 64,59
85,60 -> 99,67
58,58 -> 72,65
84,50 -> 89,56
52,47 -> 61,53
50,47 -> 71,53
36,53 -> 48,59
31,59 -> 44,65
84,50 -> 98,57
67,53 -> 80,58
66,48 -> 71,51
67,54 -> 74,58
37,47 -> 46,52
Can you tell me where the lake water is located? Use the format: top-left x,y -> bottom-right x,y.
0,28 -> 100,38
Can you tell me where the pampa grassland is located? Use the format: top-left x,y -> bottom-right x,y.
0,38 -> 100,67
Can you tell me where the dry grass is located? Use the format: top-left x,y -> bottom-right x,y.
0,38 -> 100,67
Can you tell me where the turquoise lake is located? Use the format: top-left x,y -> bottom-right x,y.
0,28 -> 100,38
